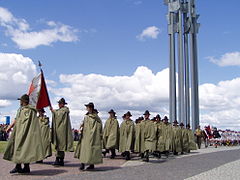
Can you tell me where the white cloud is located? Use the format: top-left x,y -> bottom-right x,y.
0,100 -> 11,108
0,53 -> 37,100
137,26 -> 161,41
48,66 -> 240,130
0,7 -> 78,49
199,77 -> 240,129
51,66 -> 169,127
208,52 -> 240,67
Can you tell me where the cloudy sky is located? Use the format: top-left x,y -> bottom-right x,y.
0,0 -> 240,130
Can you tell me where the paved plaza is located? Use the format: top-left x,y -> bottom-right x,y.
0,146 -> 239,180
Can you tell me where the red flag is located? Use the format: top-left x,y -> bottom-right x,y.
28,70 -> 51,109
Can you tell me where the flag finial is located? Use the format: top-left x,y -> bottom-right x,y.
38,61 -> 42,68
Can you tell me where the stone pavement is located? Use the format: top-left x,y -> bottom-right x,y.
0,146 -> 239,180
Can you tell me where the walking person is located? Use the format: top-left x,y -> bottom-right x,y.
119,111 -> 135,160
3,94 -> 44,173
194,125 -> 203,149
36,108 -> 52,163
77,102 -> 103,170
102,109 -> 120,159
50,98 -> 74,166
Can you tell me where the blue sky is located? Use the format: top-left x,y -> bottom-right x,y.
0,0 -> 240,129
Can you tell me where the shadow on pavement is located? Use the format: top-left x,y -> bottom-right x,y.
12,169 -> 67,176
83,166 -> 121,172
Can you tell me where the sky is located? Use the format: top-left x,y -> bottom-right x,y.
0,0 -> 240,130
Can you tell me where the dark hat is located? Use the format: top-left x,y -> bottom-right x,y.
186,124 -> 190,128
85,102 -> 94,108
163,116 -> 169,121
151,117 -> 156,121
173,120 -> 178,124
58,98 -> 67,105
156,114 -> 161,119
180,122 -> 184,126
108,109 -> 116,114
143,110 -> 150,115
125,111 -> 132,117
18,94 -> 29,103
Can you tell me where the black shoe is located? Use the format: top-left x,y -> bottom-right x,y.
110,155 -> 115,159
165,151 -> 169,158
10,164 -> 23,174
86,164 -> 94,170
110,149 -> 116,159
125,152 -> 131,161
36,160 -> 43,163
121,152 -> 126,157
79,163 -> 85,170
59,158 -> 64,166
21,164 -> 30,173
53,157 -> 60,166
102,151 -> 107,157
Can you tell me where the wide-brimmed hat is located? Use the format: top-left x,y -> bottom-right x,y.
125,111 -> 132,117
163,116 -> 169,121
18,94 -> 29,103
156,114 -> 161,119
85,102 -> 94,108
58,98 -> 67,105
180,122 -> 184,126
108,109 -> 116,114
143,110 -> 150,115
173,120 -> 179,124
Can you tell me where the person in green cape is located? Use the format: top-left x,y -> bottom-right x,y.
119,111 -> 135,160
186,124 -> 197,152
78,102 -> 103,170
140,110 -> 157,162
3,94 -> 44,173
180,122 -> 189,154
172,120 -> 182,155
50,98 -> 74,166
36,108 -> 52,163
102,109 -> 119,159
134,116 -> 143,156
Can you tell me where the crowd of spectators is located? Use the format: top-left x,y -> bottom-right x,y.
0,124 -> 9,141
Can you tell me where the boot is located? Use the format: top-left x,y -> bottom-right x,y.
110,149 -> 116,159
22,164 -> 30,173
86,164 -> 95,170
143,151 -> 149,162
79,163 -> 85,170
10,164 -> 23,174
125,151 -> 131,161
59,158 -> 64,166
165,151 -> 169,158
53,157 -> 60,166
36,160 -> 43,163
102,149 -> 109,157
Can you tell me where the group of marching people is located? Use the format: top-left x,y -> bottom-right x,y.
102,110 -> 197,162
2,94 -> 197,174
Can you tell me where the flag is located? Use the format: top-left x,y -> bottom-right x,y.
28,70 -> 51,109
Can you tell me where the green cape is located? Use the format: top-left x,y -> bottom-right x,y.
51,106 -> 74,152
3,105 -> 45,163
